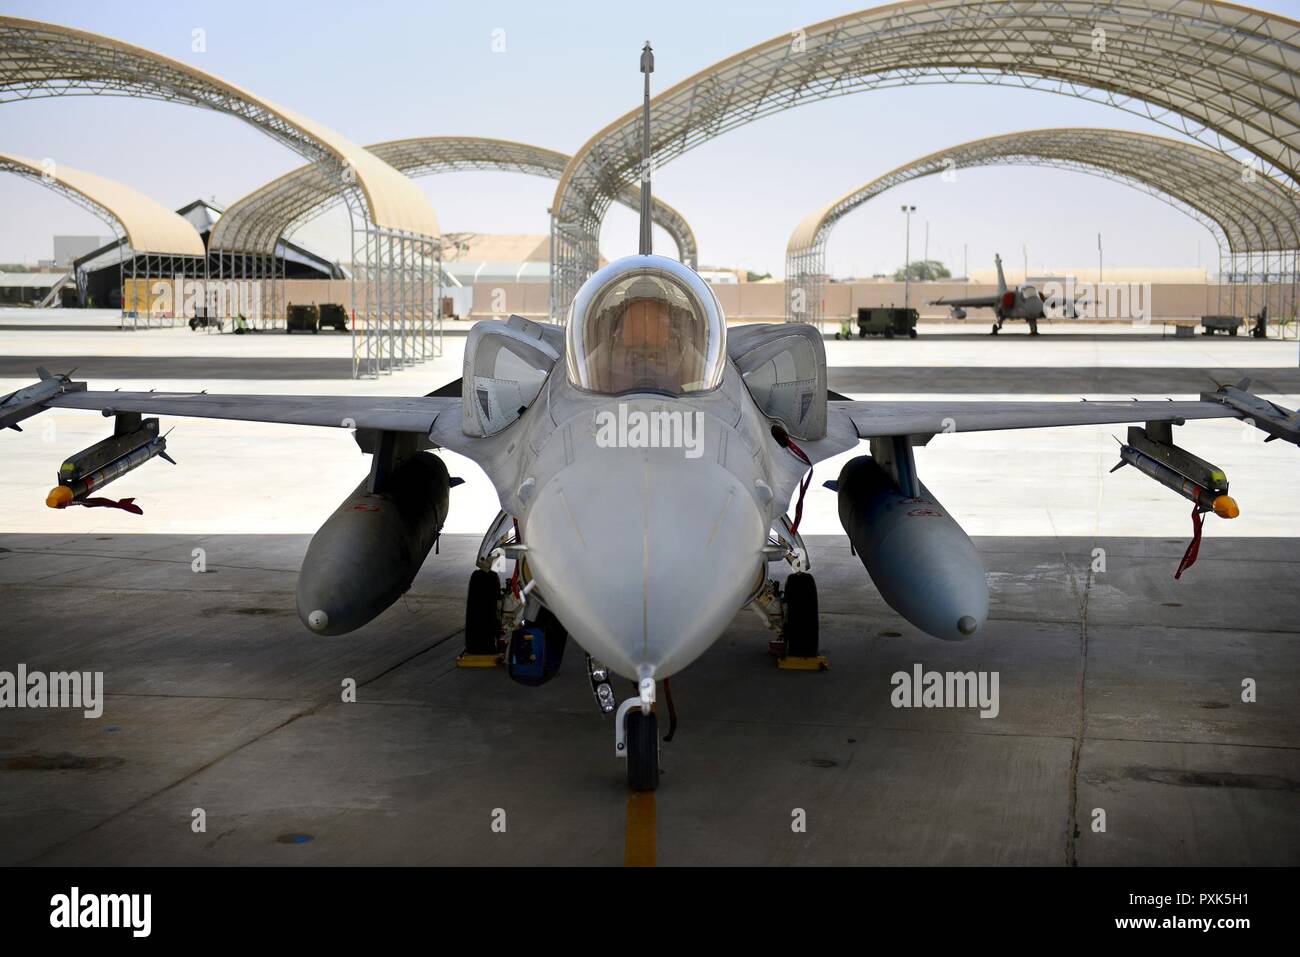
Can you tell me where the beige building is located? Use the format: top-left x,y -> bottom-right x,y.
278,275 -> 1290,324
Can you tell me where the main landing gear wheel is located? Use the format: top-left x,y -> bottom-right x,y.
463,568 -> 501,655
626,710 -> 659,791
990,322 -> 1000,335
783,572 -> 820,658
908,328 -> 918,339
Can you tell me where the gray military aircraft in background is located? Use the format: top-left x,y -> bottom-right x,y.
3,46 -> 1296,791
931,254 -> 1082,335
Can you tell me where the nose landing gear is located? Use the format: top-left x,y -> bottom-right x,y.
615,677 -> 660,791
622,710 -> 660,791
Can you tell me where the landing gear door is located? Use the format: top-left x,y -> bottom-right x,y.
462,317 -> 561,437
730,325 -> 827,440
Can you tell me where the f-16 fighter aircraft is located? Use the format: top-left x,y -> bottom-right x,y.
4,48 -> 1296,792
931,254 -> 1082,335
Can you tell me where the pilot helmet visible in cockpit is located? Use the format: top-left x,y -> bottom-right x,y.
565,255 -> 726,396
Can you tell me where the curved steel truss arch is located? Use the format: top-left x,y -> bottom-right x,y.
784,127 -> 1300,322
549,0 -> 1300,318
208,137 -> 697,269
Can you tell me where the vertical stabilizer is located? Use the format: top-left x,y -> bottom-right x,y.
994,254 -> 1007,295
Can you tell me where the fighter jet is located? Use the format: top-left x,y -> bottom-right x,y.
3,46 -> 1295,791
931,254 -> 1082,335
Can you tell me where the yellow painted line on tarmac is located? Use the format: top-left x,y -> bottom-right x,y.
624,791 -> 656,866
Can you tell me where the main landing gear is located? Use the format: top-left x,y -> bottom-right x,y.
462,568 -> 503,660
782,572 -> 821,659
459,510 -> 569,680
753,516 -> 827,670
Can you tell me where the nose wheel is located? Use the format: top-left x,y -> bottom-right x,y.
616,680 -> 661,791
624,710 -> 660,791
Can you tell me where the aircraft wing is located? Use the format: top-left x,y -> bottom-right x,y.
837,399 -> 1239,438
929,295 -> 999,307
46,390 -> 461,434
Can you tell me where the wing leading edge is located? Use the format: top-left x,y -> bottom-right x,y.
47,390 -> 461,434
929,296 -> 1000,308
837,400 -> 1238,438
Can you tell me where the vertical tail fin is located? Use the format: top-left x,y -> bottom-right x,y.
638,41 -> 654,256
994,254 -> 1007,295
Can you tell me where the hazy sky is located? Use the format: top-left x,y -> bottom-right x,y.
2,0 -> 1297,278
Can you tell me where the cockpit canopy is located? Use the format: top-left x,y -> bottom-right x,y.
565,255 -> 726,396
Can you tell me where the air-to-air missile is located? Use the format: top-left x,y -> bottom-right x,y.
0,366 -> 85,432
833,455 -> 989,641
1109,422 -> 1238,519
45,414 -> 174,509
296,445 -> 456,636
1200,378 -> 1300,446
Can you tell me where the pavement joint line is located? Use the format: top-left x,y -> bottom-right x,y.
1063,556 -> 1094,868
800,607 -> 1300,636
350,628 -> 466,690
17,699 -> 321,865
3,576 -> 1293,637
98,692 -> 308,703
0,581 -> 468,605
16,625 -> 467,865
308,701 -> 1300,752
0,547 -> 302,574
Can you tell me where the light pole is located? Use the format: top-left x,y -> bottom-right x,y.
901,204 -> 916,309
1097,233 -> 1103,285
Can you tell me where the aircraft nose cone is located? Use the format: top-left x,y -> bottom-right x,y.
523,451 -> 767,680
306,610 -> 330,632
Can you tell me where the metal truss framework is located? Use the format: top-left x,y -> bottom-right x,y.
0,155 -> 128,314
206,138 -> 701,376
0,16 -> 441,371
549,0 -> 1300,320
209,137 -> 697,268
785,128 -> 1300,324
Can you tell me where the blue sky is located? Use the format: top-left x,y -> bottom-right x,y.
2,0 -> 1297,278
